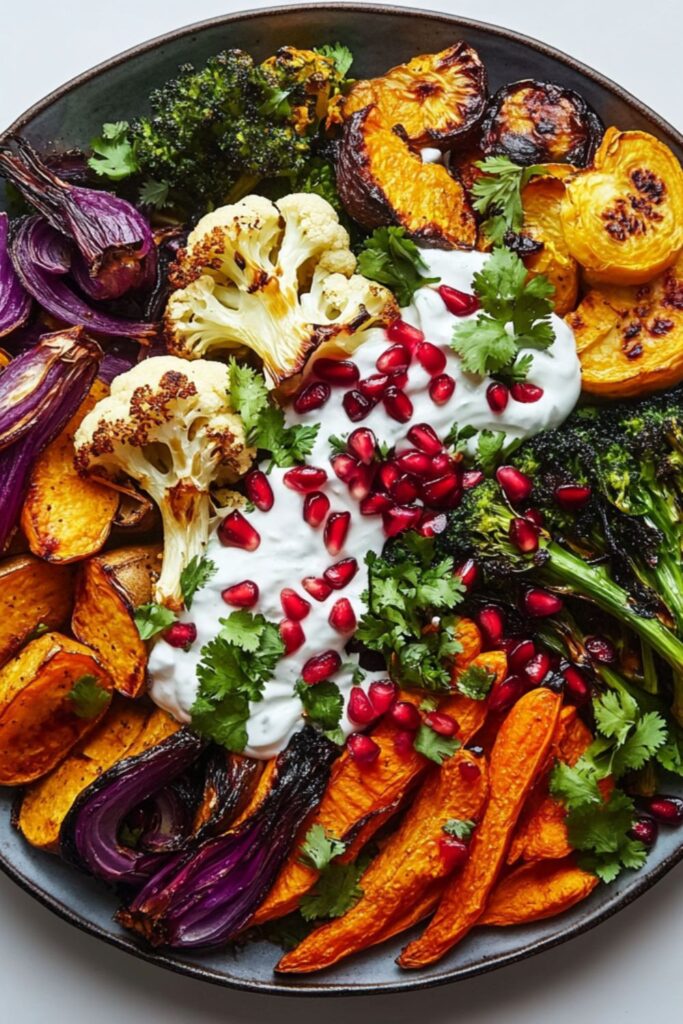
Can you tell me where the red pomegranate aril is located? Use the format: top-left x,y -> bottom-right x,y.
459,760 -> 481,783
524,588 -> 563,617
396,450 -> 432,477
394,729 -> 416,756
279,618 -> 305,655
418,511 -> 448,537
390,369 -> 409,390
509,639 -> 536,672
489,675 -> 524,713
496,638 -> 518,655
525,651 -> 552,684
347,687 -> 378,726
164,622 -> 197,650
284,465 -> 328,493
496,465 -> 533,504
425,711 -> 457,737
510,382 -> 544,403
389,701 -> 421,731
303,491 -> 330,527
343,389 -> 374,422
383,504 -> 422,537
324,557 -> 358,590
477,606 -> 505,645
629,817 -> 658,847
462,470 -> 484,490
554,483 -> 593,510
347,733 -> 381,765
222,580 -> 259,608
486,382 -> 509,413
645,796 -> 683,826
408,423 -> 442,455
244,469 -> 274,512
368,680 -> 397,715
331,453 -> 360,483
509,517 -> 540,553
585,635 -> 617,664
383,386 -> 413,423
422,473 -> 460,507
377,343 -> 411,374
314,358 -> 359,386
391,474 -> 420,504
360,491 -> 392,516
302,576 -> 332,601
439,835 -> 469,872
455,558 -> 479,589
328,597 -> 357,633
294,380 -> 330,414
301,650 -> 342,685
324,511 -> 351,556
438,283 -> 480,316
280,588 -> 311,621
378,461 -> 400,491
429,373 -> 455,405
359,373 -> 391,400
218,510 -> 260,551
563,665 -> 591,701
348,427 -> 376,465
348,463 -> 376,501
387,319 -> 424,349
415,340 -> 447,376
428,452 -> 453,477
523,507 -> 544,528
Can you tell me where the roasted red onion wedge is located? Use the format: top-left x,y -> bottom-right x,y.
0,212 -> 31,336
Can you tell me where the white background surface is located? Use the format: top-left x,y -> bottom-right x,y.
1,1 -> 682,1021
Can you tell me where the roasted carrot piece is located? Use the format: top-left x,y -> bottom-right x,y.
479,858 -> 598,926
398,687 -> 562,968
276,748 -> 489,973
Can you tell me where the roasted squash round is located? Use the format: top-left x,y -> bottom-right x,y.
561,128 -> 683,286
521,172 -> 579,316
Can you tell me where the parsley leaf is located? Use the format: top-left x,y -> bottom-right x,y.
358,226 -> 440,306
88,121 -> 138,181
300,860 -> 365,921
315,43 -> 354,78
68,675 -> 110,719
299,824 -> 347,870
471,156 -> 545,245
295,678 -> 344,732
134,602 -> 177,640
414,723 -> 460,764
138,178 -> 171,210
442,818 -> 476,840
456,663 -> 495,700
180,555 -> 217,610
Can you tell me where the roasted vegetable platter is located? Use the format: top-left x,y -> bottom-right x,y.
1,5 -> 683,997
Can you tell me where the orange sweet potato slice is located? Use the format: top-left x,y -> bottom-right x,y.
452,617 -> 483,671
0,555 -> 75,666
479,857 -> 598,926
521,174 -> 579,316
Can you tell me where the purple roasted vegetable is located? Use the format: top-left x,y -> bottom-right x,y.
0,212 -> 31,336
117,728 -> 337,949
191,748 -> 261,844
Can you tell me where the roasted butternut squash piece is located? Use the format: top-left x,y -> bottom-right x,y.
521,173 -> 579,315
0,555 -> 75,665
561,128 -> 683,285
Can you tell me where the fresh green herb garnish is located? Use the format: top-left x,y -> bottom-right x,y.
68,675 -> 110,720
456,664 -> 496,701
258,912 -> 314,951
180,555 -> 217,610
138,178 -> 171,209
414,723 -> 461,765
299,848 -> 374,922
299,824 -> 347,870
476,429 -> 509,475
315,43 -> 354,78
87,121 -> 138,181
295,678 -> 344,734
357,226 -> 440,306
442,818 -> 476,840
471,156 -> 545,245
134,602 -> 177,640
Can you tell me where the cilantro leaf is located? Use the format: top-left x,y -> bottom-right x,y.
656,723 -> 683,776
471,156 -> 546,244
456,663 -> 495,700
567,789 -> 647,883
328,434 -> 349,456
68,675 -> 110,719
357,226 -> 440,306
180,555 -> 217,610
476,429 -> 508,475
442,818 -> 476,840
315,43 -> 354,78
134,602 -> 177,640
550,761 -> 602,810
88,121 -> 138,181
258,912 -> 313,951
191,691 -> 251,753
227,359 -> 270,434
414,723 -> 460,765
299,824 -> 347,870
444,422 -> 477,453
138,178 -> 171,210
450,316 -> 518,376
295,678 -> 343,732
299,860 -> 365,921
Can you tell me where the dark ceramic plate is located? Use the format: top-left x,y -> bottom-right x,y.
1,1 -> 682,998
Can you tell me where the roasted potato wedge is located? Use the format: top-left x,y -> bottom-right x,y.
341,42 -> 487,149
71,545 -> 161,697
480,80 -> 603,166
0,632 -> 113,785
561,128 -> 683,285
521,173 -> 580,315
0,555 -> 75,666
566,252 -> 683,396
337,105 -> 477,249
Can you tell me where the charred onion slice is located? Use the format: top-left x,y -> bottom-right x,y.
341,42 -> 487,149
561,128 -> 683,285
480,80 -> 603,166
337,106 -> 477,249
521,170 -> 579,316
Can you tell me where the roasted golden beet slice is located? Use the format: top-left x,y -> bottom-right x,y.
566,253 -> 683,396
521,172 -> 579,315
341,42 -> 487,149
337,106 -> 477,249
561,128 -> 683,285
480,80 -> 603,166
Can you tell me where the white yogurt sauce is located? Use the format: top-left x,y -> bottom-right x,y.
149,248 -> 581,757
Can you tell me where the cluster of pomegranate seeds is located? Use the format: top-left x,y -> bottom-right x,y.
221,580 -> 259,609
164,622 -> 197,650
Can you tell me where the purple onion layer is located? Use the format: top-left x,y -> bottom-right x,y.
0,212 -> 31,336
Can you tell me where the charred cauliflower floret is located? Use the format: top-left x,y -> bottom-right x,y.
74,356 -> 253,609
164,193 -> 398,386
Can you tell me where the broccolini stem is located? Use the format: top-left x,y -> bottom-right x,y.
640,640 -> 659,695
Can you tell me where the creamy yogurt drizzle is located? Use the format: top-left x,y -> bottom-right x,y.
149,248 -> 581,758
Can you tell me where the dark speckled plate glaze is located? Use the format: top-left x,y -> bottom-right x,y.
1,2 -> 682,997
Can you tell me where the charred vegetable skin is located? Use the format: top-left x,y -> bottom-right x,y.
480,80 -> 603,166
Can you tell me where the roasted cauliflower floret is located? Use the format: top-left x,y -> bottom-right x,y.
164,192 -> 398,386
74,356 -> 253,609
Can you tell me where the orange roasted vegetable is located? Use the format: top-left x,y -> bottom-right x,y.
0,555 -> 75,666
479,858 -> 598,926
521,173 -> 579,315
398,687 -> 562,968
451,617 -> 483,671
561,128 -> 683,285
276,748 -> 489,973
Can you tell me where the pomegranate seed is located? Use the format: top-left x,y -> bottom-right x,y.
477,606 -> 505,645
427,452 -> 452,478
585,635 -> 616,664
222,580 -> 259,608
377,343 -> 411,374
218,510 -> 260,550
390,369 -> 409,390
280,588 -> 311,621
368,680 -> 397,715
387,319 -> 424,349
383,386 -> 413,423
459,760 -> 481,782
422,473 -> 461,507
331,454 -> 359,484
328,597 -> 357,633
359,373 -> 390,399
629,817 -> 658,847
425,711 -> 457,737
391,474 -> 421,504
294,380 -> 330,414
348,428 -> 376,465
383,504 -> 422,537
314,358 -> 359,386
348,463 -> 376,501
343,389 -> 374,421
455,558 -> 479,589
645,796 -> 683,826
301,650 -> 342,685
378,462 -> 400,491
284,466 -> 327,493
509,639 -> 536,671
439,835 -> 469,872
524,588 -> 563,617
554,483 -> 593,510
324,557 -> 358,589
347,687 -> 378,725
408,423 -> 442,455
324,511 -> 351,555
389,701 -> 421,731
438,284 -> 479,316
280,618 -> 305,655
523,507 -> 544,527
394,729 -> 416,756
302,576 -> 332,601
509,517 -> 540,553
462,470 -> 484,489
360,491 -> 392,516
510,382 -> 544,403
496,638 -> 518,655
563,665 -> 591,702
396,450 -> 432,477
347,733 -> 380,765
429,374 -> 455,405
415,340 -> 447,376
525,651 -> 551,684
489,675 -> 524,713
303,491 -> 330,528
164,622 -> 197,650
244,469 -> 274,512
496,465 -> 533,504
486,382 -> 509,413
418,511 -> 448,537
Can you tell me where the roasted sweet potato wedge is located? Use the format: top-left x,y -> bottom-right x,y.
337,105 -> 477,249
521,172 -> 579,315
71,544 -> 161,697
0,555 -> 75,665
479,858 -> 598,926
0,632 -> 113,785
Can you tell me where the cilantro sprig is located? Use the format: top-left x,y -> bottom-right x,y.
299,846 -> 375,922
471,156 -> 545,245
315,43 -> 354,78
357,226 -> 440,307
456,664 -> 495,701
299,824 -> 346,870
295,678 -> 344,736
414,724 -> 460,765
134,602 -> 177,640
68,675 -> 110,719
88,121 -> 138,181
442,818 -> 476,840
180,555 -> 217,610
